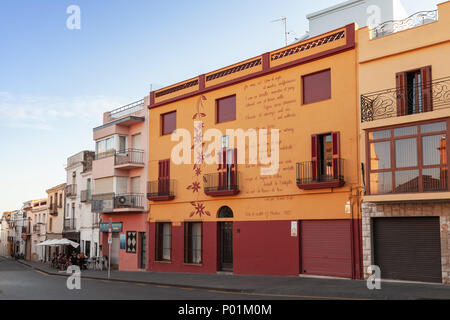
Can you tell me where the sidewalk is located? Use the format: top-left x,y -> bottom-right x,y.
16,258 -> 450,300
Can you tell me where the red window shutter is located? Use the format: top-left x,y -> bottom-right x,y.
331,132 -> 341,179
396,72 -> 407,116
302,69 -> 331,104
221,149 -> 227,189
311,135 -> 318,181
162,111 -> 176,135
421,66 -> 433,112
230,148 -> 237,186
158,159 -> 170,194
217,96 -> 236,123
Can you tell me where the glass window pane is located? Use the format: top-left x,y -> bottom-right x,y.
423,168 -> 448,191
370,142 -> 391,170
423,135 -> 447,166
370,172 -> 392,194
369,130 -> 391,140
395,170 -> 419,193
394,126 -> 417,137
421,122 -> 446,133
395,138 -> 417,168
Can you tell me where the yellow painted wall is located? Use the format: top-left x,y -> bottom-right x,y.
358,1 -> 450,201
148,33 -> 360,223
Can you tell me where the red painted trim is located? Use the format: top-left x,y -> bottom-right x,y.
199,74 -> 205,90
262,52 -> 270,71
149,24 -> 356,110
297,181 -> 345,190
147,195 -> 175,201
150,91 -> 155,106
204,189 -> 240,197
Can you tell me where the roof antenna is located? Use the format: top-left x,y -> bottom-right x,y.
271,16 -> 289,46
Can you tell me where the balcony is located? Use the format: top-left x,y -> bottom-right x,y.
65,184 -> 77,198
296,159 -> 345,190
92,193 -> 145,213
108,99 -> 145,121
80,190 -> 92,203
114,193 -> 145,210
114,149 -> 145,169
147,180 -> 175,201
48,203 -> 58,215
361,76 -> 450,123
92,213 -> 100,228
63,219 -> 76,231
204,172 -> 239,196
371,10 -> 438,39
33,224 -> 42,234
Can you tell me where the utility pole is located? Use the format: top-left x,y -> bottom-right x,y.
271,16 -> 289,46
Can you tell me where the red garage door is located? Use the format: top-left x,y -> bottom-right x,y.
300,220 -> 352,278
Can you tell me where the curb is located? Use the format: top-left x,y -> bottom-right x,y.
16,259 -> 251,294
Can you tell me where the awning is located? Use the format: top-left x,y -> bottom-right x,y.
37,238 -> 79,248
55,238 -> 80,248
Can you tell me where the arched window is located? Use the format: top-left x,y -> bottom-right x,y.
217,206 -> 233,218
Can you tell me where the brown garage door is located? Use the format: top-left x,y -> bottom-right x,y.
373,217 -> 442,283
300,220 -> 352,278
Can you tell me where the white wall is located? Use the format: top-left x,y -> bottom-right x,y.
65,154 -> 99,249
306,0 -> 407,37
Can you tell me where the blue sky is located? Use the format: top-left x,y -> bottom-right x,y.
0,0 -> 442,214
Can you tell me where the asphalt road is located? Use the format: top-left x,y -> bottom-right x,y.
0,257 -> 299,300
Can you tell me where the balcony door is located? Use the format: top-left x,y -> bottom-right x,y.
311,132 -> 340,182
396,66 -> 432,116
218,148 -> 237,190
158,159 -> 170,195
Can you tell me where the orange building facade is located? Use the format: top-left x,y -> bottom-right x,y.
359,2 -> 450,284
146,24 -> 363,278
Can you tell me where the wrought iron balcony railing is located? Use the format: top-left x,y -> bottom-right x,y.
371,10 -> 438,39
48,203 -> 58,215
33,224 -> 43,234
65,184 -> 77,198
92,213 -> 100,227
114,149 -> 145,166
147,180 -> 175,201
296,159 -> 345,190
63,218 -> 76,231
361,76 -> 450,123
204,172 -> 239,196
80,190 -> 92,203
109,99 -> 145,121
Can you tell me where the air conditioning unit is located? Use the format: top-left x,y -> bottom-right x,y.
117,195 -> 134,207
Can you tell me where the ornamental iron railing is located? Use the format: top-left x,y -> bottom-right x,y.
361,77 -> 450,122
296,159 -> 344,185
371,10 -> 438,39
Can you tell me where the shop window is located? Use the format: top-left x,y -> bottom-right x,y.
155,222 -> 171,261
184,222 -> 202,264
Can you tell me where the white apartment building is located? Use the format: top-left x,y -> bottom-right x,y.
64,150 -> 99,257
0,213 -> 10,256
30,199 -> 48,262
